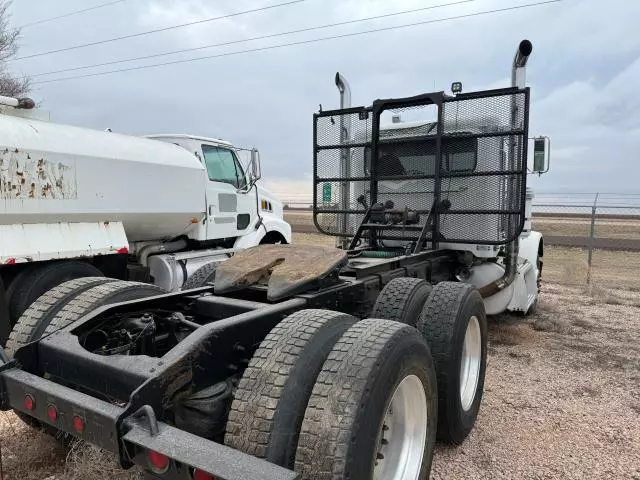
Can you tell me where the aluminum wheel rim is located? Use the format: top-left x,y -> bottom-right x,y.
372,374 -> 428,480
460,315 -> 482,411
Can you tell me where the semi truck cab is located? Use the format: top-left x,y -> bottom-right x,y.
147,134 -> 286,244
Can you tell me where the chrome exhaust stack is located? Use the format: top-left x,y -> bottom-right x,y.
335,72 -> 352,248
479,40 -> 532,298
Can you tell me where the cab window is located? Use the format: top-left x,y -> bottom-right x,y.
364,136 -> 477,176
202,145 -> 246,188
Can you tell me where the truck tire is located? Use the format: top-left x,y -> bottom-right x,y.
43,281 -> 165,336
371,277 -> 432,326
417,282 -> 487,444
182,262 -> 219,290
5,277 -> 115,358
7,261 -> 104,324
225,309 -> 357,469
11,281 -> 165,436
295,319 -> 437,480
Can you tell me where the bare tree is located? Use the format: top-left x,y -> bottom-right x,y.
0,1 -> 29,97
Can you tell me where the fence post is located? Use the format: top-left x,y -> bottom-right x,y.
586,193 -> 598,286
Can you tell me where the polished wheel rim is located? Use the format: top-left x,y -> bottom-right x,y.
460,315 -> 482,411
372,374 -> 428,480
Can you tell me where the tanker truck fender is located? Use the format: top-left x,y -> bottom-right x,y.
233,217 -> 292,249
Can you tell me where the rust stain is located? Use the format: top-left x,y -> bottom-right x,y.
0,147 -> 76,200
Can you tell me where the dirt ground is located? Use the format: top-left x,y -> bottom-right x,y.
0,236 -> 638,479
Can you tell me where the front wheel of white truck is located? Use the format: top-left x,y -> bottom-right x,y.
294,319 -> 438,480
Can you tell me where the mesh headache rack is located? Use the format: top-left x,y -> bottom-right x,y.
313,87 -> 530,252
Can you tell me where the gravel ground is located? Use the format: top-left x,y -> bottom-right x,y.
0,281 -> 638,479
432,282 -> 640,479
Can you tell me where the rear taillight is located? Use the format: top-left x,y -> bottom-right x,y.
73,415 -> 85,433
23,395 -> 35,411
147,450 -> 170,474
192,469 -> 216,480
47,404 -> 58,422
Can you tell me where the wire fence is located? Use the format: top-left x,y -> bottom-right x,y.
282,192 -> 640,291
531,194 -> 640,291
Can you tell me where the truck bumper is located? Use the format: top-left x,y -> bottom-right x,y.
0,365 -> 299,480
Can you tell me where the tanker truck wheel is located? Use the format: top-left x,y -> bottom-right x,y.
295,319 -> 437,480
5,277 -> 116,358
225,310 -> 357,469
6,277 -> 116,429
7,261 -> 104,325
43,281 -> 165,336
182,261 -> 219,290
10,281 -> 165,436
417,282 -> 487,444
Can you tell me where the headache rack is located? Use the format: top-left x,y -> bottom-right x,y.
313,87 -> 530,251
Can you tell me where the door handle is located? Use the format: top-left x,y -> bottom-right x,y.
209,205 -> 214,216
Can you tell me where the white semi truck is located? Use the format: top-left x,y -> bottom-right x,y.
0,100 -> 291,341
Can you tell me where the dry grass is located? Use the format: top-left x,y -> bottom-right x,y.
64,443 -> 142,480
540,245 -> 640,291
286,211 -> 640,240
532,217 -> 640,240
0,412 -> 141,480
292,231 -> 336,247
489,322 -> 537,346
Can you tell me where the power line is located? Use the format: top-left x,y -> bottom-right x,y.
30,0 -> 480,78
33,0 -> 562,85
12,0 -> 307,61
18,0 -> 126,29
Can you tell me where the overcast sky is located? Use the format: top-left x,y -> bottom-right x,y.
7,0 -> 640,199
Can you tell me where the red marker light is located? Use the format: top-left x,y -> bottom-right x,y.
24,395 -> 35,411
147,450 -> 170,474
116,247 -> 129,255
73,415 -> 85,433
47,404 -> 58,422
192,469 -> 216,480
6,258 -> 16,265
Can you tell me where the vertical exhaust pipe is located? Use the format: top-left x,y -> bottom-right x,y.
479,40 -> 532,298
512,39 -> 533,88
335,73 -> 352,248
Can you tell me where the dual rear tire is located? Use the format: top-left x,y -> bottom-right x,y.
226,279 -> 487,479
226,311 -> 436,479
374,278 -> 488,443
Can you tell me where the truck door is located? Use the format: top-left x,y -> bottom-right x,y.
201,144 -> 255,240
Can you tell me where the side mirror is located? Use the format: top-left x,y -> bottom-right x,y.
532,136 -> 550,174
250,148 -> 262,184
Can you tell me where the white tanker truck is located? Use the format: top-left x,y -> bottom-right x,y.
0,99 -> 290,341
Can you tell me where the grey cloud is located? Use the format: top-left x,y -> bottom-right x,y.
7,0 -> 640,195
